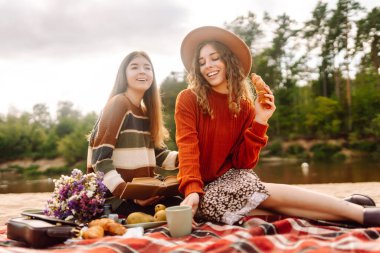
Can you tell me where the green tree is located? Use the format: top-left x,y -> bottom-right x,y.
224,11 -> 263,52
356,7 -> 380,72
31,104 -> 52,129
55,101 -> 81,137
303,1 -> 333,97
305,96 -> 343,138
368,114 -> 380,138
28,104 -> 54,159
267,13 -> 299,88
0,113 -> 33,161
351,71 -> 380,137
160,72 -> 187,150
263,13 -> 301,136
57,112 -> 97,165
327,0 -> 363,131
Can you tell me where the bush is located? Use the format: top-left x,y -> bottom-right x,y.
367,114 -> 380,138
285,144 -> 306,158
73,161 -> 87,173
349,140 -> 377,152
6,165 -> 24,174
332,152 -> 346,161
310,143 -> 341,160
45,166 -> 72,176
267,141 -> 283,156
22,164 -> 42,177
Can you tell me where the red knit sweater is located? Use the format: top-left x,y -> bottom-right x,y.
175,89 -> 269,197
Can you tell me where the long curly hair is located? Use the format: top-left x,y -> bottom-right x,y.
187,41 -> 253,117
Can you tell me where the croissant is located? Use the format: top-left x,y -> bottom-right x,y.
88,218 -> 126,236
88,218 -> 114,228
82,225 -> 104,239
251,73 -> 270,108
105,222 -> 127,235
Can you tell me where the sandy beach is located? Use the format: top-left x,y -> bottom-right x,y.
1,182 -> 379,225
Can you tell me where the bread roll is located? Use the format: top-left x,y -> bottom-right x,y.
88,217 -> 126,236
251,73 -> 270,108
105,222 -> 127,235
82,225 -> 104,239
88,218 -> 114,228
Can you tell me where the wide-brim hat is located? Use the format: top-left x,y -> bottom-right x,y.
180,26 -> 252,77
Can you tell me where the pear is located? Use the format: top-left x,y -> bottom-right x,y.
127,212 -> 154,224
154,210 -> 166,221
155,204 -> 166,213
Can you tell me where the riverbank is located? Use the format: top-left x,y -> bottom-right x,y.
1,182 -> 379,225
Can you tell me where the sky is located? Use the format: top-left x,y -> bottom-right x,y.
0,0 -> 378,117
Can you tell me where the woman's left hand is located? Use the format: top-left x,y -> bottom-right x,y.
254,84 -> 276,125
180,192 -> 199,217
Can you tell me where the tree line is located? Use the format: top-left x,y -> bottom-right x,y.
162,0 -> 380,157
0,0 -> 379,166
0,102 -> 96,165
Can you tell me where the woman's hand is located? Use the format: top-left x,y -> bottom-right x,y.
252,74 -> 276,125
134,196 -> 163,207
180,192 -> 199,217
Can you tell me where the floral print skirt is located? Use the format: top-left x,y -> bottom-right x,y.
195,169 -> 269,225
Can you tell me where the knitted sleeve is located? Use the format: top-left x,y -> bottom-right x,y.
155,146 -> 178,169
231,103 -> 269,169
89,96 -> 128,199
175,90 -> 204,197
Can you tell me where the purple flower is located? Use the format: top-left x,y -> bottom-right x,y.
44,169 -> 106,223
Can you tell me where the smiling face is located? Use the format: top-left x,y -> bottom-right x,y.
198,43 -> 228,93
126,55 -> 153,94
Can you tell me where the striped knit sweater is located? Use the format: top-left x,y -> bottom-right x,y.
87,93 -> 177,209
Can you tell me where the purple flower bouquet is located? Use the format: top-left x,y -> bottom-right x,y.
44,168 -> 107,223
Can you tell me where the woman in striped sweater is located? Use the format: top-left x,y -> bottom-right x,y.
87,51 -> 181,216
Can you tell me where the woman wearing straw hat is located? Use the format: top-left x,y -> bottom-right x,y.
175,26 -> 379,226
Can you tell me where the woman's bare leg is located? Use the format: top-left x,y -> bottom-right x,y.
258,183 -> 364,223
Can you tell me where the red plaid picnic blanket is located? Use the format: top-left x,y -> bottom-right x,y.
1,215 -> 380,252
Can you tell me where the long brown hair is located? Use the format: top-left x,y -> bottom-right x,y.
187,41 -> 253,117
104,51 -> 168,147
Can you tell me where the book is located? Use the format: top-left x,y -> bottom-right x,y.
123,176 -> 180,200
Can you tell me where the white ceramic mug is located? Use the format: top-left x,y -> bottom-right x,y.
165,205 -> 192,237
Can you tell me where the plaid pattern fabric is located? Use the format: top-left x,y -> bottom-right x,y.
1,215 -> 380,252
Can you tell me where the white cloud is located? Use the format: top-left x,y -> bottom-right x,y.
0,0 -> 188,58
0,0 -> 378,116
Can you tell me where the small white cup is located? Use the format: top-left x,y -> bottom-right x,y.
108,213 -> 119,222
165,205 -> 192,237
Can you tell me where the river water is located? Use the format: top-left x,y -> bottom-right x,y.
1,159 -> 379,193
254,159 -> 380,184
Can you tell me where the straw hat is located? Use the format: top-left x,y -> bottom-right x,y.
180,26 -> 252,77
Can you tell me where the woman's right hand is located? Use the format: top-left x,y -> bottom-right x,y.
180,192 -> 199,217
251,74 -> 276,125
